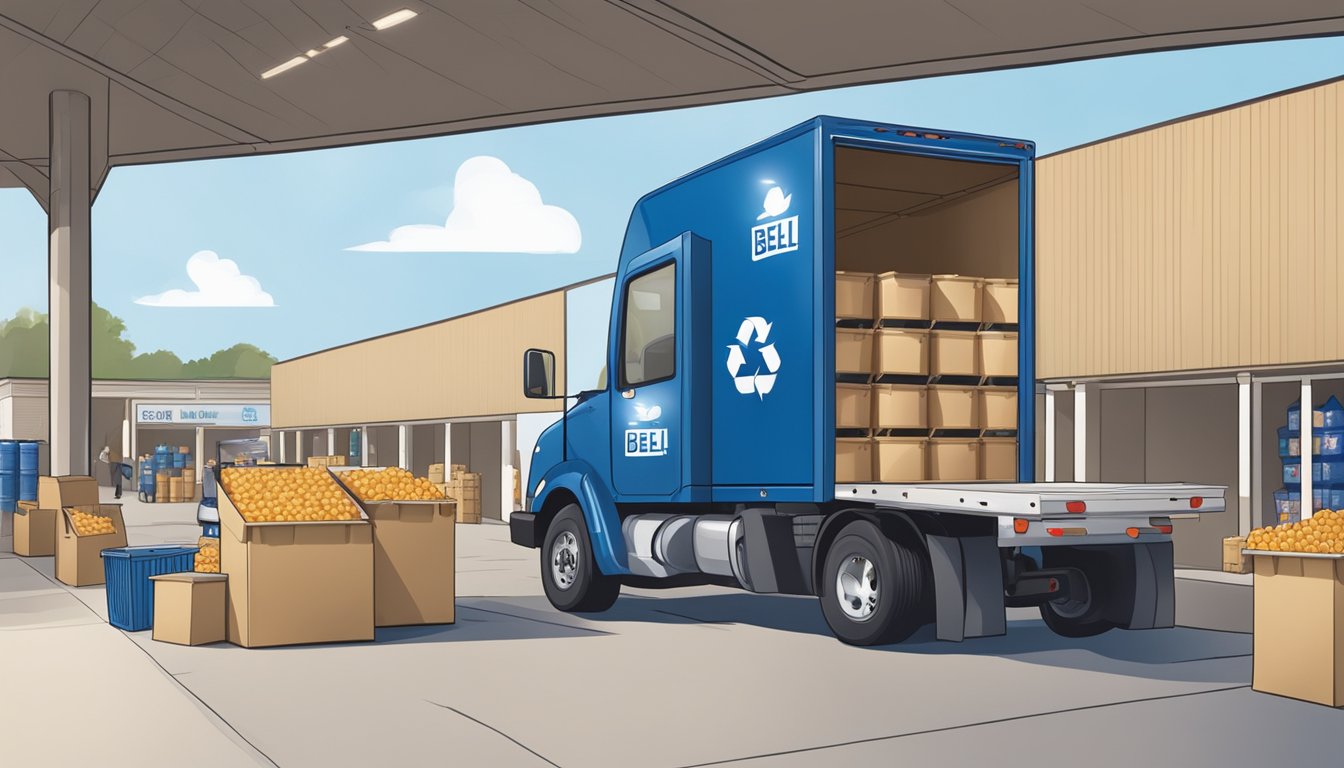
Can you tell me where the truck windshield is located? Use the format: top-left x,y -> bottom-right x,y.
620,262 -> 676,388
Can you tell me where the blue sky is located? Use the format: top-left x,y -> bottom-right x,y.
0,36 -> 1342,362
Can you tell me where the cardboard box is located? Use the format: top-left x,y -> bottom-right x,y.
451,464 -> 467,475
835,271 -> 876,320
428,463 -> 446,484
876,272 -> 930,321
835,438 -> 873,483
875,329 -> 928,377
149,573 -> 227,646
1223,536 -> 1251,574
458,498 -> 482,524
55,505 -> 128,587
14,500 -> 56,557
928,439 -> 979,481
306,455 -> 347,469
928,385 -> 977,430
930,331 -> 979,377
979,438 -> 1017,481
872,384 -> 927,430
217,467 -> 373,648
329,467 -> 457,626
836,383 -> 873,430
978,331 -> 1018,378
930,275 -> 983,322
978,387 -> 1018,431
982,279 -> 1018,324
367,500 -> 456,626
836,328 -> 874,375
1252,552 -> 1344,706
38,475 -> 99,511
875,438 -> 926,482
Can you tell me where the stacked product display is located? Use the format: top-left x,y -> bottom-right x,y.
1273,396 -> 1344,524
138,444 -> 196,503
431,463 -> 482,523
834,271 -> 1018,483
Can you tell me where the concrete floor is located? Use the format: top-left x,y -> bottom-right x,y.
3,490 -> 1343,767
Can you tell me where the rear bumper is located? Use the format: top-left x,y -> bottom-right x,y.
510,512 -> 539,548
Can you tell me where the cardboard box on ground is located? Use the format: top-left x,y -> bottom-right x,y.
150,573 -> 227,646
57,504 -> 128,587
217,466 -> 374,647
330,467 -> 457,627
1252,552 -> 1344,706
14,500 -> 56,557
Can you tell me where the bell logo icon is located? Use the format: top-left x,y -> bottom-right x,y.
750,185 -> 799,262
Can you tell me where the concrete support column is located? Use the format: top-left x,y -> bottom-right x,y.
1252,379 -> 1264,528
48,90 -> 92,476
326,428 -> 335,457
500,420 -> 515,521
294,430 -> 303,462
398,425 -> 409,469
1302,378 -> 1314,520
1044,388 -> 1056,482
278,431 -> 287,463
442,422 -> 452,470
1237,374 -> 1251,535
1073,384 -> 1089,483
361,427 -> 370,467
194,427 -> 204,486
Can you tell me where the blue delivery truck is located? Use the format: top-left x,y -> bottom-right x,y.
510,117 -> 1225,646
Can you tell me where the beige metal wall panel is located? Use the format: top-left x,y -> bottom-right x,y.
271,293 -> 565,428
1037,80 -> 1344,379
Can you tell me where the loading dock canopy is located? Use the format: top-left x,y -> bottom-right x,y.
3,1 -> 1344,200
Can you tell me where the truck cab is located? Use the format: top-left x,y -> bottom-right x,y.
511,117 -> 1223,645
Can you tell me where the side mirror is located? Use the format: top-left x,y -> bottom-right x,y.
523,348 -> 557,399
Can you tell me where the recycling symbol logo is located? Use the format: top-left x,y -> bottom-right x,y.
726,316 -> 781,398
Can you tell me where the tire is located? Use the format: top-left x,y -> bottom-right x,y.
1038,547 -> 1118,638
541,504 -> 620,613
819,519 -> 927,646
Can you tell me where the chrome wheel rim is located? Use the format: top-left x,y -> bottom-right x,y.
836,554 -> 879,621
550,531 -> 580,590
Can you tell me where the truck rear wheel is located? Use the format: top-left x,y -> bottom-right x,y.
1038,547 -> 1117,638
819,520 -> 926,646
542,505 -> 620,612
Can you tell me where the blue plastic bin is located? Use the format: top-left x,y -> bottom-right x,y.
101,545 -> 198,631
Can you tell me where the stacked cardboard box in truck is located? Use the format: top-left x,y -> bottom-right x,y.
447,470 -> 482,523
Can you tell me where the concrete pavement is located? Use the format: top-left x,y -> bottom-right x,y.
3,489 -> 1343,767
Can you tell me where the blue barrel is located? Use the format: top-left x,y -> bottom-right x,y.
138,459 -> 157,501
0,440 -> 17,513
172,451 -> 186,470
155,445 -> 171,472
18,441 -> 38,502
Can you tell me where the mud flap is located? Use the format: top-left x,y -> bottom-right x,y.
927,535 -> 1006,642
1125,541 -> 1175,630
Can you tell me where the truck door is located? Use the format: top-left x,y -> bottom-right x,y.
610,236 -> 699,497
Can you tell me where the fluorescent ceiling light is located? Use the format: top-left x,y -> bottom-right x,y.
372,9 -> 417,30
305,49 -> 321,57
324,36 -> 348,48
261,56 -> 307,79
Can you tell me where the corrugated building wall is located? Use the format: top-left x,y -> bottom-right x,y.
1037,77 -> 1343,380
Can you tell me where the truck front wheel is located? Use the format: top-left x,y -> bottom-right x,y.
542,505 -> 620,612
819,520 -> 926,646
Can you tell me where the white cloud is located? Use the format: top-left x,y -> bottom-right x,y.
348,156 -> 581,254
135,250 -> 275,307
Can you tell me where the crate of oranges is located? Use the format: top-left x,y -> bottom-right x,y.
328,467 -> 456,628
1245,509 -> 1344,707
215,465 -> 374,648
194,536 -> 221,573
56,504 -> 128,587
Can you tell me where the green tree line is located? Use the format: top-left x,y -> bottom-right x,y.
0,304 -> 275,379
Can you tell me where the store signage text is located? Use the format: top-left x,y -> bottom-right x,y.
136,403 -> 270,427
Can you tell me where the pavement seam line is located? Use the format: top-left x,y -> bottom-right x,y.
425,700 -> 564,768
460,604 -> 615,634
671,684 -> 1253,767
11,556 -> 280,768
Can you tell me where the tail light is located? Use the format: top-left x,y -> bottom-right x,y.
1066,501 -> 1086,514
1190,497 -> 1203,509
1013,518 -> 1029,534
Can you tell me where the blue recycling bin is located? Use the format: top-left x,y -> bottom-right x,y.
101,546 -> 198,631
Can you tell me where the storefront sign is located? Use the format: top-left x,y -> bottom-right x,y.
136,403 -> 270,427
